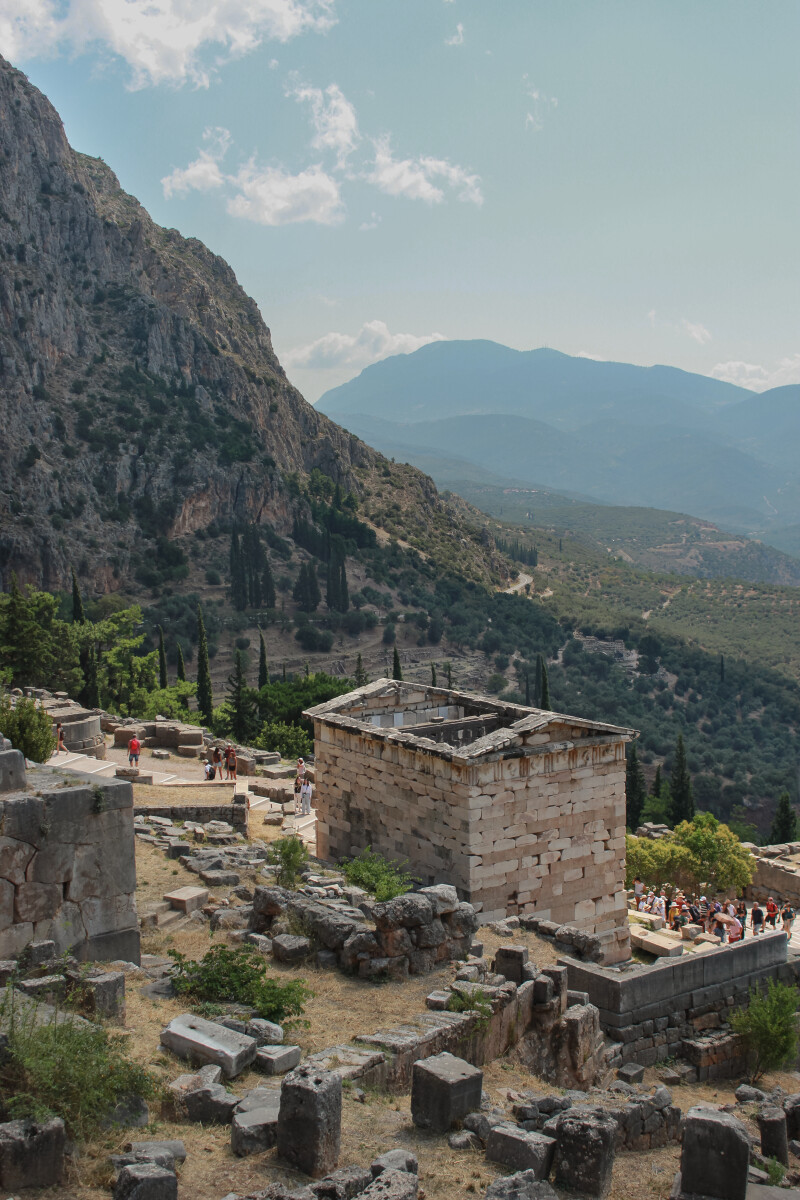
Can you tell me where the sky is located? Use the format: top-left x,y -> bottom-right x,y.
2,1 -> 799,403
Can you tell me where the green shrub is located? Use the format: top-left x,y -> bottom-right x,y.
0,991 -> 156,1140
447,986 -> 492,1031
168,945 -> 312,1023
340,845 -> 416,902
266,835 -> 309,888
730,978 -> 798,1083
256,720 -> 312,760
0,696 -> 56,762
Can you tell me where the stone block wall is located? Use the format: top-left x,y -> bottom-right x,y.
0,757 -> 140,963
313,720 -> 630,963
561,933 -> 795,1077
745,844 -> 800,906
134,803 -> 248,833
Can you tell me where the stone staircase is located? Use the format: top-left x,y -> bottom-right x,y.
139,901 -> 192,933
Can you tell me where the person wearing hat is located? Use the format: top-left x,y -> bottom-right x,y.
296,757 -> 306,782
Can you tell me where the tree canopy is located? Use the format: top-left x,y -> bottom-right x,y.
626,812 -> 754,895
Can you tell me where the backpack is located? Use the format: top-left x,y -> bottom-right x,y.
784,907 -> 795,921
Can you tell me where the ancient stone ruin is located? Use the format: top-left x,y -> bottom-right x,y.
306,679 -> 634,963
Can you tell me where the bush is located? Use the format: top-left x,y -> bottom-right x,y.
295,625 -> 334,653
266,835 -> 309,888
256,720 -> 312,760
446,986 -> 492,1030
730,978 -> 798,1082
0,696 -> 56,762
205,569 -> 221,585
0,990 -> 156,1140
340,845 -> 416,902
168,945 -> 312,1023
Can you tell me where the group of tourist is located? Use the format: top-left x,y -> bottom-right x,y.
632,877 -> 795,942
293,757 -> 313,816
203,744 -> 238,781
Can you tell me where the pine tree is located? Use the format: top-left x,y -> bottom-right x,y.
258,631 -> 269,689
653,764 -> 662,798
261,557 -> 276,609
157,625 -> 168,690
196,604 -> 213,724
626,744 -> 647,832
771,791 -> 798,844
176,643 -> 186,683
226,650 -> 257,743
392,644 -> 402,681
71,567 -> 85,624
431,662 -> 437,687
720,654 -> 725,683
539,655 -> 550,710
669,733 -> 694,824
354,653 -> 368,687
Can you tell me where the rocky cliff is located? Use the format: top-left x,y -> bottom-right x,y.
0,55 -> 502,594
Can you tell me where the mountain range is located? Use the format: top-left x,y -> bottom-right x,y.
317,342 -> 800,543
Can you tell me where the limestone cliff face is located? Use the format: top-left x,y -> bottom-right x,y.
0,55 -> 495,593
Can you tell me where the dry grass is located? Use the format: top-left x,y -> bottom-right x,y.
133,783 -> 236,805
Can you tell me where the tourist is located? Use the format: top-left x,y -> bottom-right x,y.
296,757 -> 306,782
727,914 -> 743,944
212,745 -> 223,777
204,760 -> 216,781
633,876 -> 644,900
128,734 -> 140,767
293,774 -> 302,814
765,896 -> 779,929
653,891 -> 667,920
300,777 -> 312,816
751,900 -> 765,935
781,901 -> 795,936
55,722 -> 66,754
736,898 -> 747,935
225,744 -> 237,782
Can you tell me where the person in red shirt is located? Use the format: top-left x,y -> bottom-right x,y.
765,897 -> 779,929
128,735 -> 141,767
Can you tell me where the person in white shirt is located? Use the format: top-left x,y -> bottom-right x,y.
300,778 -> 312,816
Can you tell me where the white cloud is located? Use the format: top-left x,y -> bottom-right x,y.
1,0 -> 336,89
227,161 -> 343,226
682,319 -> 712,345
285,320 -> 446,369
359,211 -> 381,231
709,355 -> 800,393
289,80 -> 359,166
523,78 -> 558,132
445,23 -> 464,45
367,135 -> 482,206
161,126 -> 231,197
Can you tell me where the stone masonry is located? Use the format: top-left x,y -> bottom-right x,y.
0,749 -> 140,963
306,680 -> 635,963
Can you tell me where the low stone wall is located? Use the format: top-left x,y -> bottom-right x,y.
134,803 -> 248,833
0,754 -> 140,964
560,932 -> 795,1075
746,844 -> 800,906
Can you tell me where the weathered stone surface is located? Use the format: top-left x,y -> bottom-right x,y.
199,870 -> 240,887
272,934 -> 311,963
256,1045 -> 302,1075
617,1063 -> 645,1084
486,1126 -> 555,1177
484,1172 -> 559,1200
0,836 -> 35,885
359,1170 -> 418,1199
758,1106 -> 789,1167
411,1052 -> 483,1132
552,1111 -> 616,1199
231,1091 -> 281,1156
448,1130 -> 483,1150
182,1084 -> 238,1125
373,894 -> 434,930
679,1107 -> 750,1200
129,1141 -> 186,1164
494,945 -> 529,985
735,1084 -> 766,1104
371,1150 -> 419,1177
248,1018 -> 283,1044
113,1161 -> 178,1200
278,1066 -> 342,1178
0,1117 -> 65,1189
160,1013 -> 257,1078
163,886 -> 208,913
419,885 -> 459,915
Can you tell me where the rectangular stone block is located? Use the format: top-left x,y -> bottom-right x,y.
486,1125 -> 555,1177
160,1014 -> 257,1079
163,887 -> 208,913
410,1052 -> 482,1132
255,1045 -> 301,1075
277,1066 -> 341,1178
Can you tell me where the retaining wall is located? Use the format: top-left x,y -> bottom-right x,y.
560,933 -> 797,1076
133,803 -> 248,832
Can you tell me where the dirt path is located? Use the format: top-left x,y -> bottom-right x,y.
504,572 -> 533,594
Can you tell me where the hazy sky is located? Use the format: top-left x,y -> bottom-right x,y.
2,1 -> 799,402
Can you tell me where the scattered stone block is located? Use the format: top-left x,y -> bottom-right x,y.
470,941 -> 484,958
494,945 -> 529,985
316,949 -> 338,968
371,1149 -> 419,1177
160,1013 -> 257,1078
113,1161 -> 177,1200
629,927 -> 683,957
0,1117 -> 65,1189
411,1052 -> 483,1132
163,886 -> 208,913
425,990 -> 451,1011
657,1068 -> 682,1086
552,1111 -> 617,1199
484,1172 -> 559,1200
360,1170 -> 418,1199
199,870 -> 240,887
105,1094 -> 150,1129
129,1141 -> 186,1165
182,1084 -> 238,1125
486,1126 -> 555,1177
449,1130 -> 482,1150
617,1063 -> 645,1084
26,940 -> 56,966
68,969 -> 126,1018
277,1066 -> 342,1178
248,1018 -> 283,1044
681,924 -> 703,940
110,1150 -> 176,1175
272,934 -> 311,963
17,974 -> 66,1002
758,1107 -> 789,1167
532,976 -> 553,1005
256,1045 -> 302,1075
151,750 -> 171,761
736,1084 -> 766,1104
678,1107 -> 750,1200
231,1090 -> 281,1156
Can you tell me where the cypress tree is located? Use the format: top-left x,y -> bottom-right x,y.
176,643 -> 186,683
196,604 -> 213,724
653,764 -> 662,798
226,650 -> 256,744
338,555 -> 349,613
354,653 -> 368,687
431,662 -> 437,687
524,672 -> 531,706
258,631 -> 269,689
445,661 -> 452,688
539,655 -> 550,710
261,557 -> 276,609
326,550 -> 340,611
392,644 -> 402,681
669,733 -> 694,824
230,531 -> 248,611
157,625 -> 168,690
720,654 -> 725,683
71,567 -> 85,624
770,790 -> 798,844
534,655 -> 543,706
626,744 -> 647,832
82,643 -> 100,709
294,563 -> 321,613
